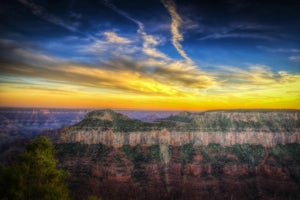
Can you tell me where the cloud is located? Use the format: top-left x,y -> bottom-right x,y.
2,82 -> 75,95
198,22 -> 276,41
139,29 -> 169,60
161,0 -> 192,63
258,46 -> 300,53
0,59 -> 186,97
103,32 -> 131,44
152,61 -> 214,89
0,38 -> 62,66
68,11 -> 82,20
215,65 -> 298,88
103,0 -> 169,60
81,38 -> 139,60
16,0 -> 185,62
230,22 -> 274,31
18,0 -> 79,32
289,55 -> 300,62
1,38 -> 300,109
199,33 -> 274,41
0,39 -> 215,97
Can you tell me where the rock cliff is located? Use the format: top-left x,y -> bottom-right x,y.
55,142 -> 300,200
46,110 -> 300,200
49,109 -> 300,147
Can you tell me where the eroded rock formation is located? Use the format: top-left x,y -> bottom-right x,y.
47,110 -> 300,199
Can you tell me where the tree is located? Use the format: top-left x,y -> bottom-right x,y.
0,136 -> 70,200
87,195 -> 103,200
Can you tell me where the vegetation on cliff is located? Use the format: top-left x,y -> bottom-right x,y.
55,143 -> 113,161
270,143 -> 300,165
53,141 -> 300,168
73,109 -> 157,132
45,141 -> 300,200
166,110 -> 300,132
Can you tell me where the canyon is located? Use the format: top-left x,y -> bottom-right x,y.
0,107 -> 89,140
46,110 -> 300,200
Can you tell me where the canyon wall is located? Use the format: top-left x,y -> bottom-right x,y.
48,110 -> 300,199
55,142 -> 300,200
48,109 -> 300,147
57,129 -> 300,147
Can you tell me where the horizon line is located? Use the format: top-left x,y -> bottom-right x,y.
0,106 -> 299,112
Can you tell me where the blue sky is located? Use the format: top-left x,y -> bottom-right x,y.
0,0 -> 299,109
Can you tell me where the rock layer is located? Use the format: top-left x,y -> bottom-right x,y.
57,129 -> 300,147
55,143 -> 300,200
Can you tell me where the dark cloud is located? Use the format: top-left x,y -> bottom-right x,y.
153,65 -> 212,88
0,37 -> 212,96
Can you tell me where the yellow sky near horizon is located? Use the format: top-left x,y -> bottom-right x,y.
1,62 -> 299,110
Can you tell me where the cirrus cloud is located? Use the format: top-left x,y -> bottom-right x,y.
103,31 -> 131,44
161,0 -> 192,63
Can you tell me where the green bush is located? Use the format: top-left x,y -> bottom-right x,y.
148,145 -> 161,161
120,145 -> 149,164
225,144 -> 265,165
179,143 -> 194,163
270,143 -> 300,165
208,143 -> 222,154
199,146 -> 211,163
55,142 -> 87,157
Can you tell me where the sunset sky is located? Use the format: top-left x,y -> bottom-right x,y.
0,0 -> 299,110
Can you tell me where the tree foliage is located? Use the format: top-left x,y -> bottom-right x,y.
0,136 -> 70,200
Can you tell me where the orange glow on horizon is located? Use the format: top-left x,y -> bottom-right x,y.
1,62 -> 300,110
1,82 -> 299,110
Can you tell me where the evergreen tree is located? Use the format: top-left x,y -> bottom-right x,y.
0,136 -> 70,200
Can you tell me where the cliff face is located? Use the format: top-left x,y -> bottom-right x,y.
51,109 -> 300,147
48,110 -> 300,200
55,142 -> 300,200
57,129 -> 300,147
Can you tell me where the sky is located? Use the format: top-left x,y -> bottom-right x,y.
0,0 -> 299,110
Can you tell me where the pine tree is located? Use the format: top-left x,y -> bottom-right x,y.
0,136 -> 70,200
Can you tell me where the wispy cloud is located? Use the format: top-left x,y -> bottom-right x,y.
80,32 -> 138,59
103,0 -> 168,60
161,0 -> 192,63
0,60 -> 183,97
199,22 -> 276,41
258,46 -> 300,53
0,38 -> 62,66
103,31 -> 131,44
199,33 -> 274,41
0,39 -> 215,97
140,31 -> 169,60
215,65 -> 298,88
289,55 -> 300,62
18,0 -> 79,32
